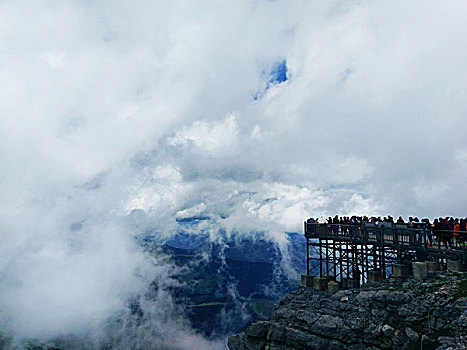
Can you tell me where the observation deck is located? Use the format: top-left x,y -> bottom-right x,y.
304,221 -> 466,286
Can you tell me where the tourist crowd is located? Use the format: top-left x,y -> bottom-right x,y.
306,215 -> 467,247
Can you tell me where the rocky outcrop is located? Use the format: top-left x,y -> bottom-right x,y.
228,272 -> 467,350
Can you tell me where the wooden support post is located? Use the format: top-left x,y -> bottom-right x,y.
333,240 -> 337,279
319,238 -> 323,277
373,246 -> 378,271
381,246 -> 386,278
362,244 -> 366,284
325,237 -> 329,277
353,243 -> 357,281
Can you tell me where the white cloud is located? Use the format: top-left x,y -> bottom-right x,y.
167,114 -> 238,156
39,51 -> 67,69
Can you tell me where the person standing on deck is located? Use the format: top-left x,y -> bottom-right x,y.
440,218 -> 452,248
453,219 -> 460,246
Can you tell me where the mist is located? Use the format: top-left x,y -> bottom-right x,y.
1,0 -> 466,348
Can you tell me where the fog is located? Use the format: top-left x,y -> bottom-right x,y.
1,0 -> 466,348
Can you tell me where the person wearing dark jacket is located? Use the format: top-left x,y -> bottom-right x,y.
440,218 -> 452,248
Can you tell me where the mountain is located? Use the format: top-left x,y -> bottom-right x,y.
228,271 -> 467,350
136,214 -> 306,338
142,224 -> 307,338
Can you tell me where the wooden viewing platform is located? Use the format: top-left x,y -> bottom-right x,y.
304,221 -> 467,288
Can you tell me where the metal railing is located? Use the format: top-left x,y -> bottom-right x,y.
304,222 -> 467,251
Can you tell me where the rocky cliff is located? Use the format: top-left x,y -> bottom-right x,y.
228,272 -> 467,350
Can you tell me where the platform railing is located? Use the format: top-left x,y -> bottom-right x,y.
304,222 -> 467,250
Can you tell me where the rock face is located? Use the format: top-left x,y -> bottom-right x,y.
228,272 -> 467,350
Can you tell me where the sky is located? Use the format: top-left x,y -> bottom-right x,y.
0,0 -> 466,348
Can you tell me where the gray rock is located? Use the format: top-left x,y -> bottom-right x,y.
267,323 -> 285,342
382,324 -> 394,336
284,327 -> 334,350
404,327 -> 419,342
228,275 -> 467,350
310,314 -> 344,334
392,329 -> 408,347
355,291 -> 376,306
228,334 -> 266,350
246,321 -> 269,338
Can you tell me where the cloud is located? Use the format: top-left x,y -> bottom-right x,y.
167,115 -> 239,156
1,0 -> 467,347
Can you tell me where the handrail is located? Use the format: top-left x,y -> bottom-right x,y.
304,222 -> 467,250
